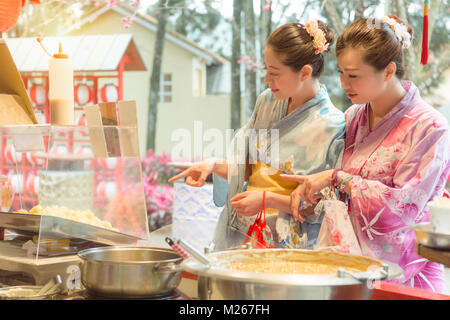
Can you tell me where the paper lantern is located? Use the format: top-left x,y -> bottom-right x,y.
8,174 -> 24,194
26,174 -> 39,195
99,158 -> 118,170
74,84 -> 93,105
74,146 -> 93,169
96,181 -> 117,201
49,145 -> 68,155
74,146 -> 93,157
76,114 -> 88,136
35,112 -> 47,124
0,0 -> 21,33
4,144 -> 22,163
26,151 -> 43,166
100,84 -> 119,103
0,0 -> 40,33
29,84 -> 47,106
4,144 -> 16,163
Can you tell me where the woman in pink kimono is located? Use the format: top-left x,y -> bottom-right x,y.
282,16 -> 450,293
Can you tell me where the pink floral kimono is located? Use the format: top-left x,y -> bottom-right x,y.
343,81 -> 450,293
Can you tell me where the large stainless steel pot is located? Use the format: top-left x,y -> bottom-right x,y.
78,246 -> 183,298
182,249 -> 402,300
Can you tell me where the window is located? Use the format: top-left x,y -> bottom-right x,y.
159,73 -> 172,103
196,68 -> 203,97
192,58 -> 206,97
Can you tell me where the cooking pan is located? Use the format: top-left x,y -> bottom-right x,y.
78,246 -> 182,298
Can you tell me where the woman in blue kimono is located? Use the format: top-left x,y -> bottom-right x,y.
170,21 -> 345,251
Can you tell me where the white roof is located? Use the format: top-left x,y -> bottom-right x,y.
4,34 -> 146,72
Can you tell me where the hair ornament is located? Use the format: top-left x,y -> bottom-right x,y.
303,20 -> 329,54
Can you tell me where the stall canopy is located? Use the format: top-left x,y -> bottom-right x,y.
4,34 -> 146,73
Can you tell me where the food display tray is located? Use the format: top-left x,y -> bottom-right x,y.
0,211 -> 142,246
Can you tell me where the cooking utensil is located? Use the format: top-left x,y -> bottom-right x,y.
78,246 -> 183,298
182,248 -> 402,300
38,274 -> 62,296
0,285 -> 59,300
413,222 -> 450,249
0,211 -> 142,246
177,239 -> 210,265
165,237 -> 191,259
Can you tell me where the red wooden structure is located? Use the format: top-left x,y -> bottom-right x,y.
1,35 -> 146,212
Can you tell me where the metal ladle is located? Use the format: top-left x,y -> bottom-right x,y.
177,239 -> 210,266
37,274 -> 62,296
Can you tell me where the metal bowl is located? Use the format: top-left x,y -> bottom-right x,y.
413,222 -> 450,249
183,249 -> 402,300
78,246 -> 183,298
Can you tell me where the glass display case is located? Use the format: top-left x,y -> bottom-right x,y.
0,124 -> 149,264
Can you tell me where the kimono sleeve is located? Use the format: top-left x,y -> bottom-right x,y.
326,120 -> 345,169
212,91 -> 267,207
348,124 -> 450,233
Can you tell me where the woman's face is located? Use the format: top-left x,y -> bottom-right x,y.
337,48 -> 387,105
263,46 -> 303,100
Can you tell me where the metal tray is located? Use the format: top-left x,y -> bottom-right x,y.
412,222 -> 450,250
0,211 -> 143,246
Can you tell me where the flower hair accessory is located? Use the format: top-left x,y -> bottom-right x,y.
303,20 -> 329,54
379,16 -> 412,49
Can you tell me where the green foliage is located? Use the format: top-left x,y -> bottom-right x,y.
145,0 -> 224,55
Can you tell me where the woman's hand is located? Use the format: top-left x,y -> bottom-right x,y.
281,169 -> 333,204
168,159 -> 217,187
289,183 -> 315,223
230,191 -> 264,216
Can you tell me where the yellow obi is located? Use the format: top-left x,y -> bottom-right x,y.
246,161 -> 299,214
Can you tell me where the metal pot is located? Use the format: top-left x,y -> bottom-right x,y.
78,246 -> 183,298
182,249 -> 402,300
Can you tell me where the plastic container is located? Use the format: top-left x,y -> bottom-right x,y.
48,43 -> 74,125
428,201 -> 450,234
0,175 -> 13,212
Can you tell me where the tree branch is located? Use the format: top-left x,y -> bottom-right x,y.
416,49 -> 450,91
299,0 -> 313,21
323,0 -> 345,35
392,0 -> 416,80
428,0 -> 442,41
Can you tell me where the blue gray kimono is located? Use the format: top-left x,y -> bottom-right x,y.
212,85 -> 345,251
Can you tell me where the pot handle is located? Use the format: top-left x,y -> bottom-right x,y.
154,262 -> 183,274
337,265 -> 389,282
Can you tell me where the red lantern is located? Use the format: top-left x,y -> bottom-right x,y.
0,0 -> 40,33
26,174 -> 39,195
4,144 -> 17,163
0,1 -> 21,33
35,112 -> 46,124
49,145 -> 68,156
100,84 -> 119,103
74,146 -> 93,157
96,181 -> 117,201
76,114 -> 88,136
99,158 -> 118,170
29,84 -> 47,106
26,151 -> 43,166
8,174 -> 24,194
74,84 -> 93,105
